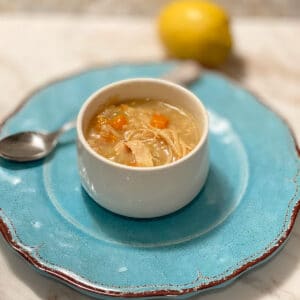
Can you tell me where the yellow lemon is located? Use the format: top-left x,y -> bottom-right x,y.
158,0 -> 232,67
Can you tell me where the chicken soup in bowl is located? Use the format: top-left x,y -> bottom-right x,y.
77,78 -> 209,218
86,98 -> 202,167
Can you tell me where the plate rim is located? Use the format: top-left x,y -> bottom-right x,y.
0,62 -> 299,298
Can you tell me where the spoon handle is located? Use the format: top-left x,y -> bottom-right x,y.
50,119 -> 77,138
161,60 -> 202,86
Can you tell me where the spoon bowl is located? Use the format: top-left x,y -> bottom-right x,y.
0,132 -> 57,162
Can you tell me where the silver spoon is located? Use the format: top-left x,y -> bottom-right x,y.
0,61 -> 202,162
0,120 -> 76,162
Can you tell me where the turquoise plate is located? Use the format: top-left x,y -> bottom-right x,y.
0,62 -> 299,299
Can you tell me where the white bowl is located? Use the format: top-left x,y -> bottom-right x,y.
77,78 -> 209,218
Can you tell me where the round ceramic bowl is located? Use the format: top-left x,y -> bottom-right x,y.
77,78 -> 209,218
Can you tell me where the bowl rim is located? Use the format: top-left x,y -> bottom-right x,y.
76,77 -> 209,171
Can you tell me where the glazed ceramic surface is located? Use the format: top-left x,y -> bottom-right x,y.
0,62 -> 299,299
77,78 -> 209,218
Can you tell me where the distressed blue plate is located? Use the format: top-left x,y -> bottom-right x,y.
0,62 -> 299,299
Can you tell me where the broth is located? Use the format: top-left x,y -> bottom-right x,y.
86,99 -> 201,167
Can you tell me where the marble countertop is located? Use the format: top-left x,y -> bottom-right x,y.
0,14 -> 299,300
1,0 -> 299,17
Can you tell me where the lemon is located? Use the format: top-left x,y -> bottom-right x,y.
158,0 -> 232,67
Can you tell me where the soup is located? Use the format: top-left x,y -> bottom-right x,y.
86,99 -> 201,167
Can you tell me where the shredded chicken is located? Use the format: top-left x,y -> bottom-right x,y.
114,141 -> 132,163
125,140 -> 153,167
155,130 -> 181,158
124,127 -> 191,164
124,128 -> 156,142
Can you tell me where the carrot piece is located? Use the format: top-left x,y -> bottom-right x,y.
101,132 -> 116,143
150,114 -> 169,129
109,114 -> 128,130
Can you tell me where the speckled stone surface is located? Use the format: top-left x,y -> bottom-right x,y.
0,15 -> 299,300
